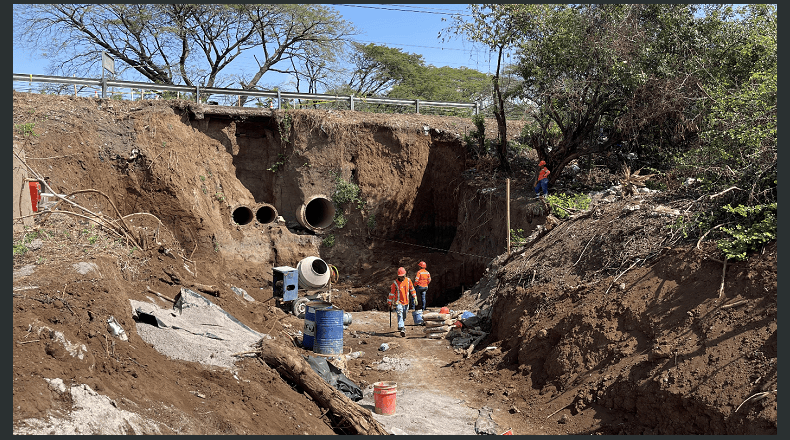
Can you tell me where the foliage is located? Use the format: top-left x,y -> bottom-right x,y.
716,203 -> 776,261
15,122 -> 37,137
214,192 -> 225,202
333,212 -> 347,229
277,113 -> 292,145
545,193 -> 591,220
342,42 -> 425,97
388,65 -> 490,104
510,228 -> 527,245
330,171 -> 362,207
366,213 -> 377,230
13,244 -> 28,256
322,234 -> 336,248
463,113 -> 487,158
267,154 -> 286,172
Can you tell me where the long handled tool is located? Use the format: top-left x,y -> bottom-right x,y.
389,304 -> 392,329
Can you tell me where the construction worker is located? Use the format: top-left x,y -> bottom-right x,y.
389,267 -> 416,337
534,160 -> 550,197
413,261 -> 431,312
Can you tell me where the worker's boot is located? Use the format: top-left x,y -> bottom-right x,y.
399,327 -> 406,337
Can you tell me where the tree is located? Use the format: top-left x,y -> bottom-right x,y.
511,4 -> 712,184
443,4 -> 546,173
343,43 -> 425,97
389,65 -> 490,103
13,4 -> 356,101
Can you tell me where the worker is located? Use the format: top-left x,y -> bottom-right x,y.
389,267 -> 416,337
534,160 -> 550,197
413,261 -> 432,313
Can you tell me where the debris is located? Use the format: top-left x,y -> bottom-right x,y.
474,406 -> 499,435
230,286 -> 255,302
106,316 -> 128,341
306,355 -> 363,401
379,343 -> 389,352
134,308 -> 168,328
257,338 -> 388,435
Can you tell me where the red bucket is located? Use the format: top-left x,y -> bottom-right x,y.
373,381 -> 397,415
28,181 -> 41,212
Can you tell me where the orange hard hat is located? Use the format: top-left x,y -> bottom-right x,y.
539,160 -> 546,166
397,267 -> 406,276
419,261 -> 426,268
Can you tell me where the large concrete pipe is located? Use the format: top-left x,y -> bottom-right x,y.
296,256 -> 331,289
232,205 -> 254,226
255,203 -> 278,225
295,195 -> 335,233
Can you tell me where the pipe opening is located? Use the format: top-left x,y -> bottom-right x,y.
296,196 -> 336,232
255,204 -> 277,224
232,206 -> 254,225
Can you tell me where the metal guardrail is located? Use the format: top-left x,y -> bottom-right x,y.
13,73 -> 479,115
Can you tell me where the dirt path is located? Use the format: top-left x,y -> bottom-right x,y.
342,310 -> 545,435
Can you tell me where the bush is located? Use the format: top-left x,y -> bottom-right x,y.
545,193 -> 591,219
716,203 -> 776,261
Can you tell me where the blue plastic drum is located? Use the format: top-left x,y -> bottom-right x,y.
302,301 -> 330,350
314,307 -> 344,355
412,309 -> 424,325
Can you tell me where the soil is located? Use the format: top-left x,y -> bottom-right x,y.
11,91 -> 777,435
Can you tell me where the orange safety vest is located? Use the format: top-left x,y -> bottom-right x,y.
389,277 -> 416,306
538,166 -> 550,181
415,269 -> 431,287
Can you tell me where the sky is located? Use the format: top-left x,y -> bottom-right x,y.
13,4 -> 500,96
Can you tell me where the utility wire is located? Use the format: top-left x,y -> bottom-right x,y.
332,3 -> 471,17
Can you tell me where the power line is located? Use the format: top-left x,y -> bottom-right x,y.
332,3 -> 471,17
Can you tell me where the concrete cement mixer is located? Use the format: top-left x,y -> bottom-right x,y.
273,256 -> 336,318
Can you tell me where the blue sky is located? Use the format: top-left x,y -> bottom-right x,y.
13,4 -> 499,93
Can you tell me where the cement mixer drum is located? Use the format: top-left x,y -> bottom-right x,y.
296,256 -> 331,289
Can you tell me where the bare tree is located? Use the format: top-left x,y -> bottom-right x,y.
14,4 -> 356,100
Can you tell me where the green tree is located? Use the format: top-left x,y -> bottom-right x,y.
510,4 -> 712,183
443,4 -> 545,173
389,65 -> 490,104
342,43 -> 425,97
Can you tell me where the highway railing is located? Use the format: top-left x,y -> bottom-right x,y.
13,73 -> 479,115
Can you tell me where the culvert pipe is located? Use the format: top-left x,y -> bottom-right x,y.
232,205 -> 254,226
295,195 -> 335,233
296,256 -> 331,289
255,203 -> 278,225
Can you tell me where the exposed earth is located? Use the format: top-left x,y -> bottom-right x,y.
11,91 -> 777,434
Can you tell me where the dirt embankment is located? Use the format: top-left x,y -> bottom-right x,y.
12,92 -> 776,435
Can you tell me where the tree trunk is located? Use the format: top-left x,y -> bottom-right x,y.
257,338 -> 389,435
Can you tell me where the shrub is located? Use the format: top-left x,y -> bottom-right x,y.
545,193 -> 591,219
716,203 -> 776,261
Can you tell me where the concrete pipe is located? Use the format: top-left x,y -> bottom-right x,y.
232,205 -> 254,226
296,256 -> 331,289
295,195 -> 335,233
255,203 -> 278,225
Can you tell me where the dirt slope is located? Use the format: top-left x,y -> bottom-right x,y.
12,92 -> 776,434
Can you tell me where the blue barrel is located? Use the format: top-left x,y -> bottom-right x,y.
314,307 -> 344,355
302,301 -> 330,350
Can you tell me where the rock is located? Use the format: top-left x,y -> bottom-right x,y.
537,329 -> 548,339
558,414 -> 568,424
474,406 -> 499,435
73,262 -> 99,275
28,239 -> 43,250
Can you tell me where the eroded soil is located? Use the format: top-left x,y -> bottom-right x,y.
12,92 -> 776,434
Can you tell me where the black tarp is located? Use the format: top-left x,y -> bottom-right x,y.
305,356 -> 363,402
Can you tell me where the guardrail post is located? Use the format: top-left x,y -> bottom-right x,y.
350,95 -> 354,111
475,102 -> 479,115
101,77 -> 107,99
415,100 -> 420,114
277,90 -> 282,110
